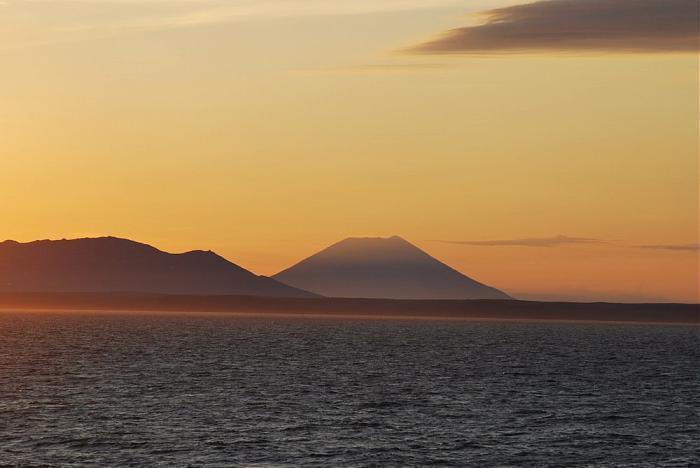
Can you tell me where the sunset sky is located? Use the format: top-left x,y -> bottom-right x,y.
1,0 -> 698,303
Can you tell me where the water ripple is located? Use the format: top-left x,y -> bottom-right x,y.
0,312 -> 698,466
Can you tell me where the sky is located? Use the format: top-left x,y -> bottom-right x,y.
1,0 -> 698,303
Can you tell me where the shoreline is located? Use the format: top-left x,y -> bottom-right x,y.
0,292 -> 697,325
1,306 -> 698,327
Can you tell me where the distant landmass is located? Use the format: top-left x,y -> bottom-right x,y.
1,292 -> 696,325
0,237 -> 315,298
274,236 -> 511,300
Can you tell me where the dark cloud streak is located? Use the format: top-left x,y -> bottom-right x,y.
432,235 -> 607,248
637,244 -> 700,251
432,237 -> 700,252
409,0 -> 699,55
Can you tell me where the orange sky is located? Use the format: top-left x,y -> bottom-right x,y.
0,0 -> 698,303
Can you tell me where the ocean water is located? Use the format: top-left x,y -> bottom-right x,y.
0,312 -> 698,467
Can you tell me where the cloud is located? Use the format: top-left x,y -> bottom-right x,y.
434,236 -> 700,252
0,0 -> 470,51
297,62 -> 451,75
432,235 -> 607,247
7,0 -> 468,33
637,243 -> 700,252
408,0 -> 699,55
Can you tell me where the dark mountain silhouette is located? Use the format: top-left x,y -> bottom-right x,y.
273,236 -> 511,300
0,237 -> 316,298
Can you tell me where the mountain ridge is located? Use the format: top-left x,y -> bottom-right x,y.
0,236 -> 316,298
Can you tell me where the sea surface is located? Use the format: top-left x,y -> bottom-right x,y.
0,311 -> 698,467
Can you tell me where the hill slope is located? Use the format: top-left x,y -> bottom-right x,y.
273,236 -> 510,300
0,237 -> 315,298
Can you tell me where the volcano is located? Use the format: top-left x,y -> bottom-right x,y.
273,236 -> 510,300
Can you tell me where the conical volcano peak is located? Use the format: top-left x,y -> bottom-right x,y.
274,236 -> 510,300
337,235 -> 407,244
311,235 -> 431,264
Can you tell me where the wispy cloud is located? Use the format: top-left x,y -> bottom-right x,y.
433,236 -> 700,252
7,0 -> 469,33
297,61 -> 451,75
432,235 -> 608,248
0,0 -> 471,50
408,0 -> 699,55
637,243 -> 700,252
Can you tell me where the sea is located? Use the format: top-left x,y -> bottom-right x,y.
1,311 -> 698,467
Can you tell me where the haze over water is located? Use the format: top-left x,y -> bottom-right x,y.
2,311 -> 698,466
